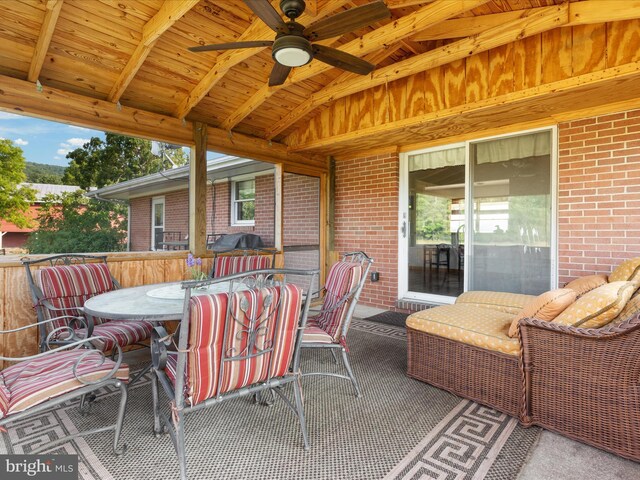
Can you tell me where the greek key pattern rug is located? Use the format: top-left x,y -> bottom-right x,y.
1,320 -> 538,480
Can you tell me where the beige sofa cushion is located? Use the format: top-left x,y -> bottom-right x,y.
406,304 -> 519,356
565,274 -> 608,298
611,293 -> 640,326
554,281 -> 637,328
508,288 -> 576,338
608,257 -> 640,283
455,291 -> 535,315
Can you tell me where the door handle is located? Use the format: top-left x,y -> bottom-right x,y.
401,221 -> 407,238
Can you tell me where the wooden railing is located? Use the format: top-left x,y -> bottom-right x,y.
0,250 -> 291,368
0,251 -> 203,368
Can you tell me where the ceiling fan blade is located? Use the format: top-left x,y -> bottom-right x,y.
269,62 -> 292,86
189,40 -> 273,52
303,1 -> 391,41
312,45 -> 375,75
243,0 -> 286,32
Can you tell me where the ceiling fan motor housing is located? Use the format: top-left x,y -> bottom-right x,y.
280,0 -> 306,19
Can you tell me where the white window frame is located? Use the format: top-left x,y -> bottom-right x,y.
398,126 -> 558,304
231,177 -> 256,226
151,196 -> 165,251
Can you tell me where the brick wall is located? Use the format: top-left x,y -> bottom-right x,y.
558,109 -> 640,284
130,197 -> 150,251
331,109 -> 640,310
129,172 -> 317,251
164,190 -> 189,241
334,154 -> 399,309
284,174 -> 319,246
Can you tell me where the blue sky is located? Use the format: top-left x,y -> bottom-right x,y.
0,111 -> 105,167
0,112 -> 229,167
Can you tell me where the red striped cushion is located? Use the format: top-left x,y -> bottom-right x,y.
35,264 -> 115,331
0,378 -> 9,418
184,284 -> 302,406
302,325 -> 333,344
0,350 -> 129,419
314,262 -> 362,341
38,263 -> 113,297
213,255 -> 272,278
86,321 -> 154,351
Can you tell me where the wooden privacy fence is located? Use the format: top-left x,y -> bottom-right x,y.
0,252 -> 218,369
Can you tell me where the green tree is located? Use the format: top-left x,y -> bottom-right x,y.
0,139 -> 36,228
415,193 -> 449,242
26,191 -> 127,254
62,134 -> 188,189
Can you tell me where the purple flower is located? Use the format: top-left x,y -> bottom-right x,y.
195,257 -> 202,266
186,253 -> 195,267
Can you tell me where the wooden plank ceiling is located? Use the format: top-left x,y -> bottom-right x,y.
0,0 -> 639,164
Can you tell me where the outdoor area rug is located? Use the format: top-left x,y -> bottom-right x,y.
0,319 -> 540,479
364,311 -> 410,328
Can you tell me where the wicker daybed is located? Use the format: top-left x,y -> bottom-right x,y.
406,258 -> 640,462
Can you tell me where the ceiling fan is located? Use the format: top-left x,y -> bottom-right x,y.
189,0 -> 391,86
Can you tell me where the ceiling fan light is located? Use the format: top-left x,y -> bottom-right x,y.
272,33 -> 312,67
274,47 -> 311,67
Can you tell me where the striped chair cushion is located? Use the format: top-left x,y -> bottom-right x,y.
164,352 -> 189,400
35,263 -> 115,331
314,261 -> 362,341
83,321 -> 154,351
212,255 -> 272,278
183,284 -> 302,406
0,350 -> 129,420
302,318 -> 333,344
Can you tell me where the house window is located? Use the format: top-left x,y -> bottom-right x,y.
231,179 -> 255,225
151,196 -> 165,251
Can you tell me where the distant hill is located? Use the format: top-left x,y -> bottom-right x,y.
24,162 -> 68,185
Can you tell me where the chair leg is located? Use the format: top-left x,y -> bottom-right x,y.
175,411 -> 188,480
292,376 -> 310,450
341,348 -> 361,398
330,348 -> 339,364
151,371 -> 162,436
113,381 -> 128,455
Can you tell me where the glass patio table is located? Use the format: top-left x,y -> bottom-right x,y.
83,281 -> 236,322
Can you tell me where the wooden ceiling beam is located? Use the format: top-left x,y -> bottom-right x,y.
413,1 -> 640,41
220,0 -> 489,131
108,0 -> 199,103
292,60 -> 640,156
175,0 -> 352,120
0,74 -> 323,170
28,0 -> 64,82
273,5 -> 568,140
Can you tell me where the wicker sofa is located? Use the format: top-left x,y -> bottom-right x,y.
406,259 -> 640,462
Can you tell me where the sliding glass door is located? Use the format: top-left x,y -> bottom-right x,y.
400,129 -> 555,302
468,131 -> 553,294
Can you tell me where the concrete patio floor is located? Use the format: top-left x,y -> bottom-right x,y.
517,431 -> 640,479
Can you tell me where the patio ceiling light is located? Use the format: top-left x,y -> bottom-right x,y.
272,35 -> 312,67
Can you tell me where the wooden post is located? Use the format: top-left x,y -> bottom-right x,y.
274,163 -> 284,252
189,122 -> 207,256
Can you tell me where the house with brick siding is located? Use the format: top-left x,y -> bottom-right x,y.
89,155 -> 321,274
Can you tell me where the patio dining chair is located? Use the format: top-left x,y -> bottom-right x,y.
150,268 -> 317,480
301,252 -> 373,397
209,248 -> 277,278
0,318 -> 128,456
22,254 -> 154,354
